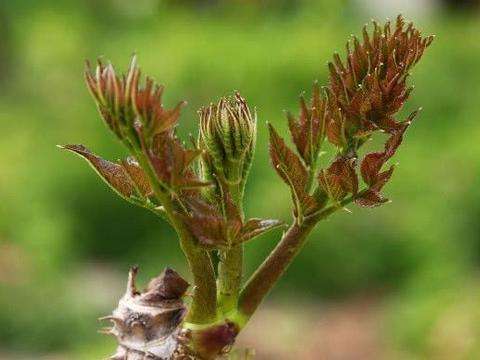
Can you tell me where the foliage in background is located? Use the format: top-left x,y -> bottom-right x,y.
0,0 -> 480,358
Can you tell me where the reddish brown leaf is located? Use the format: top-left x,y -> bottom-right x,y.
355,190 -> 389,208
360,111 -> 414,190
287,82 -> 328,165
182,211 -> 229,248
85,56 -> 187,145
180,197 -> 242,249
325,97 -> 348,148
133,76 -> 186,140
372,165 -> 395,192
360,152 -> 385,187
237,218 -> 284,244
180,198 -> 227,248
327,15 -> 433,145
59,144 -> 136,200
84,57 -> 139,140
120,156 -> 152,197
318,157 -> 358,202
384,116 -> 415,159
144,131 -> 209,192
302,194 -> 322,217
268,124 -> 308,203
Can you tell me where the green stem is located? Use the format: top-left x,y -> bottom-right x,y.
217,244 -> 243,313
306,162 -> 318,194
218,163 -> 244,314
135,151 -> 217,324
238,195 -> 356,323
237,220 -> 314,322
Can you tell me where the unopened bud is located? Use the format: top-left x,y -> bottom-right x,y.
85,56 -> 184,146
85,57 -> 139,140
199,92 -> 256,203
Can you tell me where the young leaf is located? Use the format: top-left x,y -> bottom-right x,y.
140,131 -> 210,192
179,197 -> 242,249
360,152 -> 385,187
84,57 -> 139,140
59,144 -> 137,201
181,210 -> 230,249
326,15 -> 434,152
318,157 -> 358,202
355,189 -> 389,208
357,113 -> 416,207
120,156 -> 153,197
268,124 -> 310,215
237,218 -> 284,244
325,98 -> 348,149
287,82 -> 327,166
133,77 -> 187,142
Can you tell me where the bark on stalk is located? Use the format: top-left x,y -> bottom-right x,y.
217,170 -> 245,314
238,198 -> 354,321
104,268 -> 240,360
135,151 -> 218,324
217,244 -> 243,313
238,221 -> 315,319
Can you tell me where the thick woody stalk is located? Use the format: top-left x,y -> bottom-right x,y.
218,161 -> 244,314
134,151 -> 218,324
238,221 -> 314,319
62,15 -> 433,358
199,93 -> 256,315
238,198 -> 354,321
241,15 -> 434,323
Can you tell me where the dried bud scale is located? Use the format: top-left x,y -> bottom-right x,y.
103,267 -> 190,360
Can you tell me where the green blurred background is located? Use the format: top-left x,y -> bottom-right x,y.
1,0 -> 479,359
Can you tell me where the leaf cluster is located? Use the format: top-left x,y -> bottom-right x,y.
63,57 -> 281,251
268,15 -> 434,221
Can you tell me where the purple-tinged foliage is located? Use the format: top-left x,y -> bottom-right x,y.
62,15 -> 433,360
287,81 -> 328,167
198,92 -> 257,206
328,15 -> 434,139
58,144 -> 152,203
318,157 -> 358,203
180,195 -> 282,249
269,15 -> 432,217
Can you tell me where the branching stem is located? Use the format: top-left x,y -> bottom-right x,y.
217,162 -> 245,315
238,194 -> 358,322
135,150 -> 217,324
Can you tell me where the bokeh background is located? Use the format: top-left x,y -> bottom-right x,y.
1,0 -> 480,359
